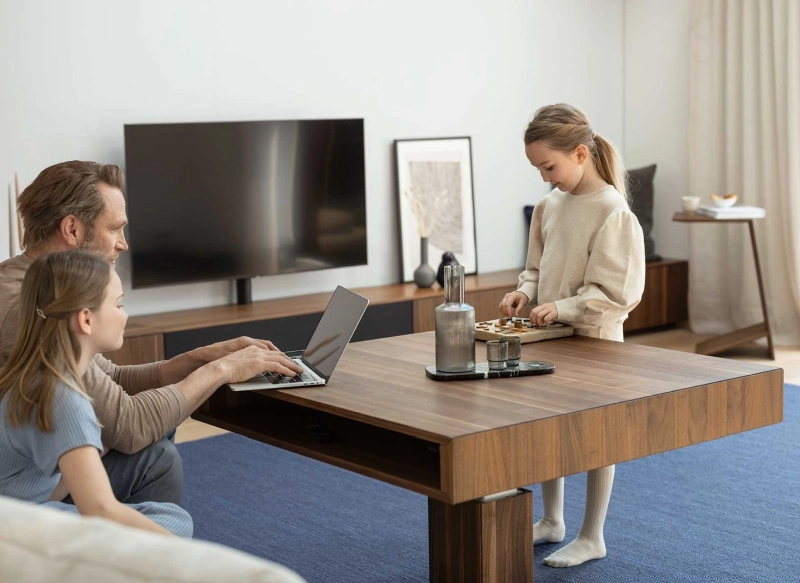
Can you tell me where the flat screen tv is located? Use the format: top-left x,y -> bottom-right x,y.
124,118 -> 367,296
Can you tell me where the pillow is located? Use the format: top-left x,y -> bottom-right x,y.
524,205 -> 535,226
0,495 -> 305,583
627,164 -> 661,262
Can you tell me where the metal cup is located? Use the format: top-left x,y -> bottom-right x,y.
499,335 -> 521,367
486,340 -> 507,370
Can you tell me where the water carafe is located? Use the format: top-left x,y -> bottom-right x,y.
435,265 -> 476,372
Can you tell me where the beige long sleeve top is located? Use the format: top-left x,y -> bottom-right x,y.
0,254 -> 187,454
518,185 -> 646,337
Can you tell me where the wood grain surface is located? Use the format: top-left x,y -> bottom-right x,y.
429,490 -> 533,583
195,332 -> 783,504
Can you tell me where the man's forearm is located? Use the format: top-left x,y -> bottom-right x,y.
172,360 -> 229,414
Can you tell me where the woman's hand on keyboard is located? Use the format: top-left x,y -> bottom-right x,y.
218,345 -> 304,384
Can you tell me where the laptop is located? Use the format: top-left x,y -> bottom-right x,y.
229,286 -> 369,391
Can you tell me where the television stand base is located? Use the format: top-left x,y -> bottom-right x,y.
236,277 -> 253,305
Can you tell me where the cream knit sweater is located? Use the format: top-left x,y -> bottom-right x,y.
518,185 -> 646,339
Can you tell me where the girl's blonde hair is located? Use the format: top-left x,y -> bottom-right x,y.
524,103 -> 629,205
0,250 -> 111,431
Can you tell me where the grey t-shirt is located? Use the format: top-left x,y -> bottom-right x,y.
0,381 -> 102,503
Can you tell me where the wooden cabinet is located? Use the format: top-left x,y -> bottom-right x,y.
624,259 -> 688,333
102,333 -> 164,366
412,288 -> 510,333
104,262 -> 688,366
106,271 -> 522,365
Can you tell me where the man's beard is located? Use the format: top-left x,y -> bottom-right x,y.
80,235 -> 116,262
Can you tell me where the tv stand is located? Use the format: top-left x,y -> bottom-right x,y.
104,264 -> 689,366
235,277 -> 253,305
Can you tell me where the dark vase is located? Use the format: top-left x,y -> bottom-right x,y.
436,251 -> 460,288
413,237 -> 437,288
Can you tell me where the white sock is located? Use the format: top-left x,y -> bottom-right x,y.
544,465 -> 615,568
533,477 -> 565,544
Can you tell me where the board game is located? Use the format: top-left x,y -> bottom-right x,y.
475,317 -> 574,343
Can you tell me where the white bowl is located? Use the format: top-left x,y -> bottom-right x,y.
711,195 -> 738,208
681,196 -> 700,213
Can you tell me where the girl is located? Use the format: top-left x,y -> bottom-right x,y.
499,103 -> 645,567
0,250 -> 192,537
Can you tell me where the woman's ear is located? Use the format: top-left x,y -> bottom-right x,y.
59,215 -> 86,248
574,144 -> 589,165
70,308 -> 93,337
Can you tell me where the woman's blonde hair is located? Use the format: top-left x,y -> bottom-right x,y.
524,103 -> 629,205
0,250 -> 111,431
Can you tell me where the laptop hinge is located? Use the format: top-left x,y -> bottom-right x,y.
301,358 -> 328,382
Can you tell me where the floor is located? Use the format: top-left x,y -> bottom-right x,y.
174,326 -> 800,445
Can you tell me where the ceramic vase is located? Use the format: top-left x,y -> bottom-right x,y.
413,237 -> 436,288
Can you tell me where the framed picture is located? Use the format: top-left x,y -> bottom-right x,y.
394,137 -> 477,283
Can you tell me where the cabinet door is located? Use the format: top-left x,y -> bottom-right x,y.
469,289 -> 511,322
623,260 -> 689,333
413,289 -> 510,333
665,261 -> 689,323
102,334 -> 164,366
624,264 -> 665,332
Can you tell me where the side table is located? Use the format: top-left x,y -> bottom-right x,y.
673,213 -> 775,360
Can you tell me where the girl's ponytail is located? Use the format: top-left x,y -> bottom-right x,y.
592,133 -> 629,206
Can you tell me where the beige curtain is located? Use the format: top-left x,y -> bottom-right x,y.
688,0 -> 800,345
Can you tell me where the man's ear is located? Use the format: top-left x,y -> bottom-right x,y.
59,215 -> 86,248
574,144 -> 589,165
70,308 -> 93,337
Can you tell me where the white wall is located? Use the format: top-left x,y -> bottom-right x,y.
624,0 -> 692,261
0,0 -> 623,316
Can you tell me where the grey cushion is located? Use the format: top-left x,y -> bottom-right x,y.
627,164 -> 660,262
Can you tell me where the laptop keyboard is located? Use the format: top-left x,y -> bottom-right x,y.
263,369 -> 317,385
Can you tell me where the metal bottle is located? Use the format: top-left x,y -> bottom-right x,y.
435,265 -> 476,372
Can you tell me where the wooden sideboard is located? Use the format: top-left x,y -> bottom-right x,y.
105,261 -> 689,366
104,270 -> 517,365
623,259 -> 689,333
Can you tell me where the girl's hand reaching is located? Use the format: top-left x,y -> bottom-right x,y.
530,302 -> 558,326
499,291 -> 530,318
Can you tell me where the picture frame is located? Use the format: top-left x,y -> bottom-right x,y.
393,137 -> 477,284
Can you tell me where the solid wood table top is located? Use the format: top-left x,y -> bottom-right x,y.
264,332 -> 782,443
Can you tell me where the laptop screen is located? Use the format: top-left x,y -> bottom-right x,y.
303,286 -> 369,380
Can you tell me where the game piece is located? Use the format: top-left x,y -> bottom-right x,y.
475,318 -> 574,344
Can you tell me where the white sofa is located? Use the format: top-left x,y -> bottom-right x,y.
0,495 -> 305,583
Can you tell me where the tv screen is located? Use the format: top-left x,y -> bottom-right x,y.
124,118 -> 367,288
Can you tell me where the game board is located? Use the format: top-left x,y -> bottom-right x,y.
475,317 -> 574,343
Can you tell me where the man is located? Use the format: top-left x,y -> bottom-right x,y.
0,160 -> 301,506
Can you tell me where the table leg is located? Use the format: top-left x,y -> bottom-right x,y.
747,220 -> 776,359
694,220 -> 775,359
429,488 -> 533,583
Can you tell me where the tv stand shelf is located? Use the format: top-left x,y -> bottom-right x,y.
105,262 -> 689,366
105,270 -> 521,365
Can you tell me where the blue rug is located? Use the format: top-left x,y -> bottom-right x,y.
178,385 -> 800,583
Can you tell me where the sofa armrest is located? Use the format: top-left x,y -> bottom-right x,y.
0,495 -> 305,583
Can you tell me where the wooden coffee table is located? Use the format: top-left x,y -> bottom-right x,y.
194,332 -> 783,583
